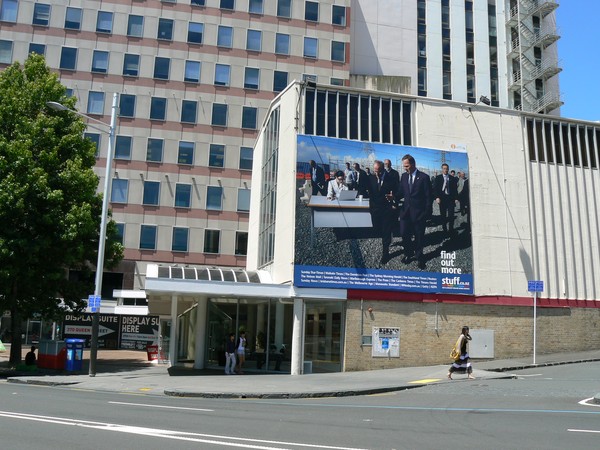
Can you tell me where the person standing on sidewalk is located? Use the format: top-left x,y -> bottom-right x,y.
224,334 -> 236,375
448,326 -> 475,380
236,331 -> 247,374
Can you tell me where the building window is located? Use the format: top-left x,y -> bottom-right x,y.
172,227 -> 189,252
115,136 -> 132,159
214,64 -> 230,86
209,144 -> 225,167
150,97 -> 167,121
235,231 -> 248,256
154,57 -> 170,80
242,106 -> 258,129
239,146 -> 253,170
206,186 -> 223,211
157,18 -> 174,40
303,74 -> 317,83
91,50 -> 109,73
181,100 -> 197,124
332,5 -> 346,26
275,33 -> 290,55
174,184 -> 192,208
96,11 -> 113,33
330,77 -> 344,86
64,7 -> 82,30
139,225 -> 157,250
127,14 -> 144,37
178,141 -> 194,165
304,37 -> 318,59
111,178 -> 129,203
244,67 -> 259,90
191,0 -> 206,6
277,0 -> 291,18
237,189 -> 250,212
28,43 -> 45,56
146,138 -> 164,162
0,39 -> 12,64
249,0 -> 263,14
217,25 -> 233,47
273,70 -> 288,92
32,3 -> 50,27
204,229 -> 220,254
87,92 -> 104,115
85,133 -> 100,156
143,181 -> 160,205
188,22 -> 204,44
212,103 -> 228,126
0,0 -> 18,22
331,41 -> 345,62
305,1 -> 319,22
123,54 -> 140,77
220,0 -> 234,10
184,60 -> 201,83
247,29 -> 262,51
115,223 -> 125,245
59,47 -> 77,70
119,94 -> 136,118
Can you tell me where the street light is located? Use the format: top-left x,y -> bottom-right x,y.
47,92 -> 119,377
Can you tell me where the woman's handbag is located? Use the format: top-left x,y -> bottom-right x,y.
450,346 -> 460,360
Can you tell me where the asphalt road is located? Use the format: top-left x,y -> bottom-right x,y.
1,362 -> 599,449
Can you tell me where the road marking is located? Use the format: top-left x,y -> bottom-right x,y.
516,374 -> 543,377
0,409 -> 367,450
578,397 -> 600,408
109,401 -> 214,412
408,379 -> 441,384
568,429 -> 600,434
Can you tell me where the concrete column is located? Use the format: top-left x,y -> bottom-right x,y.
291,298 -> 304,375
169,294 -> 178,367
193,298 -> 207,369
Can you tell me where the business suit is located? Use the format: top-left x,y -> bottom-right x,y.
353,167 -> 369,197
458,178 -> 470,228
433,173 -> 458,233
366,170 -> 400,262
310,164 -> 327,196
397,170 -> 432,266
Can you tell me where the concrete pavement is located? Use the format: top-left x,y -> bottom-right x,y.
3,347 -> 600,399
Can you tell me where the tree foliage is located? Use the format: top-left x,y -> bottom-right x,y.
0,54 -> 123,361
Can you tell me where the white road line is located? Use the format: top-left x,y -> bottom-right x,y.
0,410 -> 367,450
568,429 -> 600,434
578,397 -> 600,408
109,401 -> 214,412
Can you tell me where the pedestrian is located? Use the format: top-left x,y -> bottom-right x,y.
448,326 -> 475,380
25,345 -> 37,366
236,331 -> 247,374
224,333 -> 236,375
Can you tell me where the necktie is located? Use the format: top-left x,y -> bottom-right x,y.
443,176 -> 448,194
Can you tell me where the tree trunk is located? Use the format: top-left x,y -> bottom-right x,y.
9,307 -> 22,364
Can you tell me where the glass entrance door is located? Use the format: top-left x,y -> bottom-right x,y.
304,301 -> 344,373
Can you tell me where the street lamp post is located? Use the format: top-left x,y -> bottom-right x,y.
47,92 -> 119,377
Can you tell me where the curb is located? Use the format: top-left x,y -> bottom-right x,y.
485,358 -> 600,373
7,378 -> 80,387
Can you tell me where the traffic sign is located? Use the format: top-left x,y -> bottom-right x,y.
527,280 -> 543,293
87,294 -> 102,312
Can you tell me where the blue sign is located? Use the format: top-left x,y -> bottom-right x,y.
527,280 -> 544,292
88,294 -> 102,312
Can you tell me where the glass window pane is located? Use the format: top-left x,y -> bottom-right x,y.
28,43 -> 46,56
209,144 -> 225,167
214,64 -> 230,86
146,138 -> 164,162
143,181 -> 160,205
235,232 -> 248,255
217,26 -> 233,47
91,50 -> 109,73
181,100 -> 197,123
111,179 -> 129,203
127,15 -> 143,37
150,97 -> 167,120
304,37 -> 318,58
273,70 -> 288,92
65,7 -> 82,30
305,1 -> 319,22
96,11 -> 113,33
87,92 -> 104,115
237,189 -> 250,212
85,133 -> 101,156
191,0 -> 206,6
174,184 -> 192,208
60,47 -> 77,70
0,0 -> 18,22
277,0 -> 291,18
184,60 -> 201,82
119,94 -> 136,118
332,5 -> 346,26
275,33 -> 290,55
239,146 -> 253,170
154,57 -> 170,79
115,223 -> 125,245
172,227 -> 189,252
188,22 -> 204,44
331,41 -> 345,62
242,106 -> 257,129
33,4 -> 50,27
203,229 -> 220,253
244,67 -> 259,90
0,39 -> 12,63
178,141 -> 194,164
220,0 -> 234,10
249,0 -> 263,14
123,54 -> 140,76
158,18 -> 174,40
247,29 -> 262,51
212,103 -> 228,126
206,186 -> 223,210
140,225 -> 157,250
115,136 -> 132,159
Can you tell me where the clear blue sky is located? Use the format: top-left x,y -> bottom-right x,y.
557,3 -> 600,122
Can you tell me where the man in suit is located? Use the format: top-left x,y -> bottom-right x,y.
352,162 -> 369,197
397,154 -> 431,269
433,163 -> 458,234
384,159 -> 400,184
457,171 -> 470,229
309,160 -> 327,196
344,162 -> 355,189
366,160 -> 400,264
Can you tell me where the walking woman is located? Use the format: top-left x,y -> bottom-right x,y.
448,326 -> 475,380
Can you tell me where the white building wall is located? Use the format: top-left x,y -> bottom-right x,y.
449,0 -> 467,101
473,0 -> 492,100
426,0 -> 443,99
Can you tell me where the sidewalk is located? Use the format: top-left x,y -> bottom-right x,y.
3,347 -> 600,399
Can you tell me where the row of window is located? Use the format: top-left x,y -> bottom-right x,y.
119,223 -> 248,255
111,180 -> 251,212
0,1 -> 346,29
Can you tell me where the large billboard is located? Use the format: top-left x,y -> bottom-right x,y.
294,135 -> 473,295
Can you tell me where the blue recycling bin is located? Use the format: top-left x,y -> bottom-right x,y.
65,338 -> 85,371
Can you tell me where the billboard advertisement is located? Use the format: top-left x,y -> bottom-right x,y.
294,135 -> 473,295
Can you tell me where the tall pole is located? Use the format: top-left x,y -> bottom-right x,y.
533,290 -> 537,365
89,92 -> 119,377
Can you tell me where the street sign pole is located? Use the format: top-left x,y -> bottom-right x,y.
533,289 -> 537,365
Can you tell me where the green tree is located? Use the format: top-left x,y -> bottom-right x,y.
0,54 -> 123,363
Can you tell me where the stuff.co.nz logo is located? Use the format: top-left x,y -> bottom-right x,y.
441,276 -> 471,291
